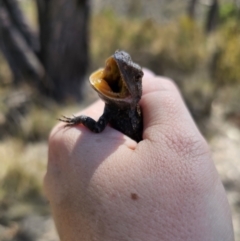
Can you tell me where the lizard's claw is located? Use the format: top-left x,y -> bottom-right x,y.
58,115 -> 77,127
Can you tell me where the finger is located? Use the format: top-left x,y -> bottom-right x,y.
142,67 -> 156,79
141,71 -> 205,146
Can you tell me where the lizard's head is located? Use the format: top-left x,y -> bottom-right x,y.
89,50 -> 143,106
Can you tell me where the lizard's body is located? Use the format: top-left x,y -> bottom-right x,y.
59,51 -> 143,142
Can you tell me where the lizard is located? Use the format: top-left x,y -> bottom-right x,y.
59,50 -> 144,142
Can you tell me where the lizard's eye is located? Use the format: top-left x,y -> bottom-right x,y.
89,56 -> 130,99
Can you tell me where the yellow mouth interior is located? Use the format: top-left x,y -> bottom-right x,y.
89,57 -> 129,98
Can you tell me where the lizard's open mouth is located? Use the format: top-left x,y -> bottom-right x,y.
89,57 -> 130,99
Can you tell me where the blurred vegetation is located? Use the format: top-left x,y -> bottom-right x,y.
91,11 -> 205,72
91,7 -> 240,84
1,1 -> 240,239
212,20 -> 240,85
219,2 -> 239,23
91,8 -> 240,126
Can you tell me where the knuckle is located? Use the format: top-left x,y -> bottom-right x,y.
164,127 -> 209,160
157,77 -> 179,92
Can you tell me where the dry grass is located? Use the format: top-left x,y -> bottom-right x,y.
0,139 -> 47,204
91,13 -> 207,74
211,20 -> 240,85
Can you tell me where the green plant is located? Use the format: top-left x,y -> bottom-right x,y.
219,3 -> 239,23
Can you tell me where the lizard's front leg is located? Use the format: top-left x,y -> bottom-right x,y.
59,111 -> 111,133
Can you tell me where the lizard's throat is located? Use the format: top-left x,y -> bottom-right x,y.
89,57 -> 130,99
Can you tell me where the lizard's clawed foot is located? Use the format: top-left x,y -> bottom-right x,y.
58,115 -> 78,127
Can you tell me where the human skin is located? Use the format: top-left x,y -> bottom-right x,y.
45,70 -> 234,241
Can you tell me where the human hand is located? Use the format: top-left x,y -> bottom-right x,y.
45,69 -> 234,241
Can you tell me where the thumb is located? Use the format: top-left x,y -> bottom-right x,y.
141,70 -> 200,143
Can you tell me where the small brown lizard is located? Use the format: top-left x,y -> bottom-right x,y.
59,50 -> 143,142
